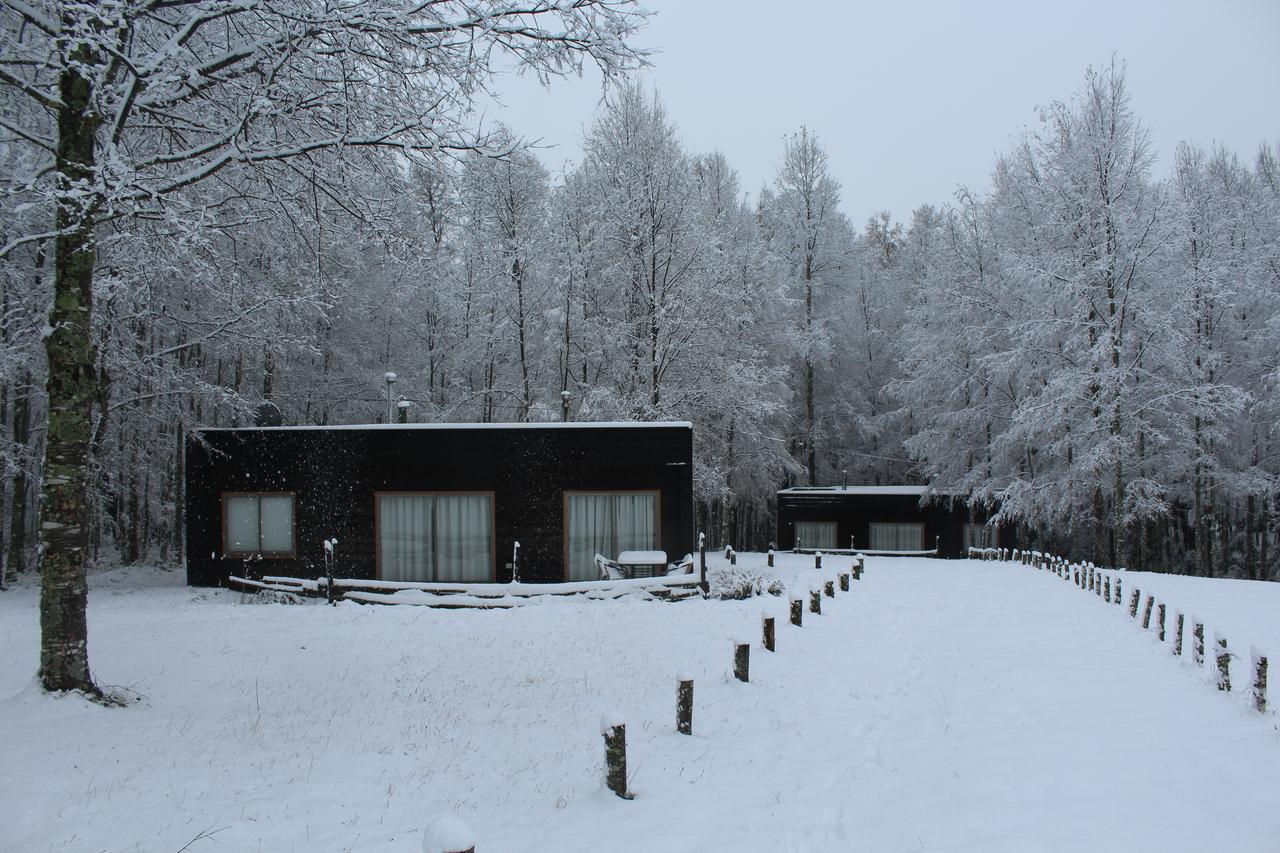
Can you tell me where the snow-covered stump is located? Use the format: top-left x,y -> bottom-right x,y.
839,572 -> 850,592
824,580 -> 834,598
1157,603 -> 1166,641
763,615 -> 776,652
814,552 -> 823,570
734,642 -> 750,683
1193,621 -> 1206,666
790,595 -> 803,627
1129,590 -> 1141,618
676,677 -> 694,735
1215,634 -> 1231,692
1252,652 -> 1268,713
1174,612 -> 1185,655
1142,596 -> 1154,630
809,590 -> 821,615
767,549 -> 775,568
601,716 -> 633,800
423,816 -> 475,853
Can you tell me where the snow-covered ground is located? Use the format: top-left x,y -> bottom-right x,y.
2,554 -> 1278,852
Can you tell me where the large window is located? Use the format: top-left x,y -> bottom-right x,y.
223,493 -> 295,557
964,523 -> 995,550
565,492 -> 658,581
869,522 -> 924,551
377,493 -> 494,583
794,520 -> 837,551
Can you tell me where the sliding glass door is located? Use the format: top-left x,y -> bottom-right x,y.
565,492 -> 658,581
377,493 -> 493,582
794,520 -> 837,550
869,522 -> 924,551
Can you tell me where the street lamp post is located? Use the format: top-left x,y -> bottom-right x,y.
383,372 -> 397,423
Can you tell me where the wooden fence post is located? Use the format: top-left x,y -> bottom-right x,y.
824,580 -> 834,598
1142,596 -> 1154,630
734,642 -> 750,683
790,594 -> 803,627
676,677 -> 693,735
730,549 -> 737,566
1192,621 -> 1205,666
1174,612 -> 1184,656
809,589 -> 821,615
767,549 -> 774,568
1115,578 -> 1122,606
839,572 -> 849,592
1252,652 -> 1268,713
1215,634 -> 1231,691
763,615 -> 776,652
601,716 -> 633,799
1104,577 -> 1111,603
1157,603 -> 1166,641
856,555 -> 865,578
1130,589 -> 1141,618
815,551 -> 822,570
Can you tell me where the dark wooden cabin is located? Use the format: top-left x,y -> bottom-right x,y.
186,422 -> 694,587
776,486 -> 1008,557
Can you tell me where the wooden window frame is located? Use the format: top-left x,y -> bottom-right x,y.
221,491 -> 297,559
562,489 -> 662,581
374,491 -> 497,582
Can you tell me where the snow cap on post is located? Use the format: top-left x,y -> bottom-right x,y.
600,710 -> 625,735
423,815 -> 475,853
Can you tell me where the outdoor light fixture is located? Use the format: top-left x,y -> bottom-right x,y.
383,371 -> 397,423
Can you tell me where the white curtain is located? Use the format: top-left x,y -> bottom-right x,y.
567,493 -> 657,581
870,522 -> 924,551
379,495 -> 434,581
225,495 -> 259,553
795,521 -> 837,550
435,495 -> 492,582
259,495 -> 294,552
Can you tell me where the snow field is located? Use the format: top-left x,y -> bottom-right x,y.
2,554 -> 1279,852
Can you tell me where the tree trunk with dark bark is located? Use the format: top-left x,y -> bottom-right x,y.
39,54 -> 102,696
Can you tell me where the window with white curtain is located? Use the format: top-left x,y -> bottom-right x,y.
565,492 -> 658,581
964,523 -> 994,550
869,522 -> 924,551
377,493 -> 493,583
794,521 -> 837,550
223,493 -> 295,556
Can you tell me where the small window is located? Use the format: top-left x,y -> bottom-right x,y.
794,521 -> 837,550
224,493 -> 295,556
869,522 -> 924,551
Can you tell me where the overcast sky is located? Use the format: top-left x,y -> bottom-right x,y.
479,0 -> 1279,227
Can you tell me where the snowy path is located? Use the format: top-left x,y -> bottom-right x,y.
1,557 -> 1277,852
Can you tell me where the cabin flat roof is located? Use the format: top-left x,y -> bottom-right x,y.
197,421 -> 692,433
778,485 -> 930,496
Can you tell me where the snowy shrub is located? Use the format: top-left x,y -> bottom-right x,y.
708,565 -> 784,600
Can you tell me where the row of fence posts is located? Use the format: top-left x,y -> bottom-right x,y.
1004,547 -> 1269,714
600,553 -> 867,801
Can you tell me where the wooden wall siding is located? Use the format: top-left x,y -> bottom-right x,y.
775,492 -> 1001,556
186,425 -> 694,586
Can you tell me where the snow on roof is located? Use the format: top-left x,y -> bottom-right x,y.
777,485 -> 930,496
198,420 -> 692,433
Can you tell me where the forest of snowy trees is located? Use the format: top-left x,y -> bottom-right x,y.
3,8 -> 1278,596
